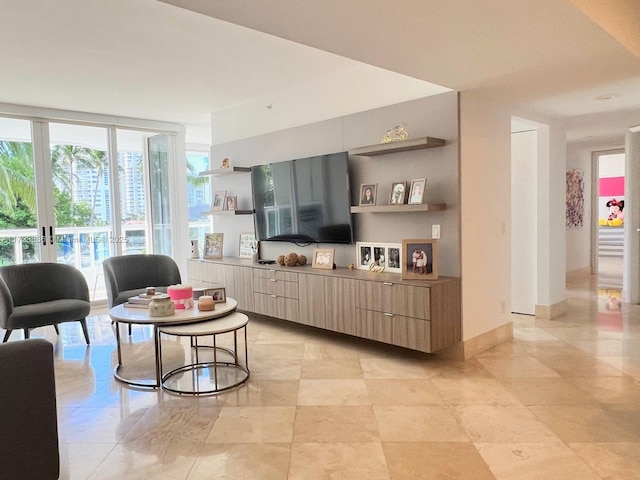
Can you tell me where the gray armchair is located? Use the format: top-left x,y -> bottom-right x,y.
0,263 -> 91,344
102,254 -> 182,308
0,339 -> 59,479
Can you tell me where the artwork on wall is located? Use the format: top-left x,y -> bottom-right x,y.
359,183 -> 377,206
204,233 -> 223,259
402,239 -> 438,280
238,232 -> 257,259
356,242 -> 402,273
566,169 -> 584,228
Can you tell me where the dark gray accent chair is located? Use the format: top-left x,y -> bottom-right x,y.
0,339 -> 60,479
0,263 -> 91,344
103,254 -> 182,308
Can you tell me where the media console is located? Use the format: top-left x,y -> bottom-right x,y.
187,258 -> 461,353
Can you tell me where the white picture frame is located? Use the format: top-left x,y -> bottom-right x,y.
356,242 -> 402,273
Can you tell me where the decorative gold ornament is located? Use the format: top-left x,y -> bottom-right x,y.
381,123 -> 409,144
368,261 -> 385,273
221,158 -> 230,168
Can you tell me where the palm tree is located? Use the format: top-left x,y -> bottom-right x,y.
51,144 -> 92,226
0,141 -> 36,213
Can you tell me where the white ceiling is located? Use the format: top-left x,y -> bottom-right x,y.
1,0 -> 639,146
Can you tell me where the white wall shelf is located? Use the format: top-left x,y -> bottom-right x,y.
199,166 -> 251,177
349,136 -> 445,157
351,203 -> 446,214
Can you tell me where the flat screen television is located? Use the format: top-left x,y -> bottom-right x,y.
251,151 -> 353,244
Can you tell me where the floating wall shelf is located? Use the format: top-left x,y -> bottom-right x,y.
350,204 -> 446,214
348,136 -> 445,156
199,166 -> 251,177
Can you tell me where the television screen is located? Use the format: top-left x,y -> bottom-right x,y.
251,152 -> 353,244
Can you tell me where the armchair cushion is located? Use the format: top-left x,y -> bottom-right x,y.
0,339 -> 59,479
103,254 -> 181,307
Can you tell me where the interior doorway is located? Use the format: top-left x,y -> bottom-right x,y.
593,149 -> 625,290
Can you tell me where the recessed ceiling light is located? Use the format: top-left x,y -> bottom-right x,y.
593,93 -> 620,101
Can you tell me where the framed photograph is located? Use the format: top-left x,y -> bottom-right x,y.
225,195 -> 237,211
359,183 -> 377,206
408,178 -> 426,204
389,181 -> 407,204
312,248 -> 335,269
238,232 -> 257,259
402,239 -> 438,280
208,287 -> 227,303
356,242 -> 402,272
211,191 -> 227,211
204,233 -> 224,259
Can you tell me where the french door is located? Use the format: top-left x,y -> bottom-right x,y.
0,116 -> 178,301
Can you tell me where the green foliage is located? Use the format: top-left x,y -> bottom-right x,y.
54,189 -> 92,227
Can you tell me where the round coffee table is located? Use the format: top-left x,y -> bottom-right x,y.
109,298 -> 238,389
159,311 -> 250,396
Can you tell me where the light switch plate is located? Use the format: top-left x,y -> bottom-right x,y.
432,224 -> 441,239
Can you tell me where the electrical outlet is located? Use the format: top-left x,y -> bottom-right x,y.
432,224 -> 441,239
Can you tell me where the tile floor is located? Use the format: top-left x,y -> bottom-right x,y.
3,272 -> 639,479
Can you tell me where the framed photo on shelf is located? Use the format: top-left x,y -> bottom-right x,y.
238,232 -> 257,259
408,178 -> 426,204
211,191 -> 227,211
204,233 -> 224,259
312,248 -> 335,269
225,195 -> 237,211
389,181 -> 407,204
208,287 -> 227,303
359,183 -> 377,206
356,242 -> 402,273
402,238 -> 438,280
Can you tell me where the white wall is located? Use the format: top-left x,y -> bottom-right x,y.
459,93 -> 512,340
209,92 -> 461,274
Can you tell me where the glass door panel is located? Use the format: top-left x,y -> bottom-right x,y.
49,123 -> 111,299
116,129 -> 149,255
148,134 -> 172,256
187,149 -> 212,247
0,117 -> 40,265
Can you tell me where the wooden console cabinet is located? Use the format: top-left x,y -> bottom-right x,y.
187,258 -> 461,353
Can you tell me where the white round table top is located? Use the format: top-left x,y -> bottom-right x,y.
109,297 -> 238,325
159,311 -> 248,336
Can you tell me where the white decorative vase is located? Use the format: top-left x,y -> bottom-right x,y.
190,240 -> 199,259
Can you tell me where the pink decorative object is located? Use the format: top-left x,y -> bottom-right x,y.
167,284 -> 194,309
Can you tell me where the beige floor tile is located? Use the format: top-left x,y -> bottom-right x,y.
223,380 -> 300,406
431,357 -> 495,378
289,442 -> 390,480
206,406 -> 295,443
297,379 -> 370,405
250,343 -> 305,361
374,405 -> 469,442
528,405 -> 640,442
360,357 -> 431,378
303,341 -> 362,360
122,405 -> 220,445
476,442 -> 600,480
247,357 -> 302,380
501,377 -> 599,405
383,442 -> 495,480
454,406 -> 557,443
568,442 -> 640,480
365,379 -> 445,405
598,356 -> 640,379
59,442 -> 116,480
514,327 -> 564,342
58,406 -> 148,444
536,354 -> 626,377
431,377 -> 523,406
475,340 -> 530,358
188,443 -> 291,480
87,441 -> 198,480
566,376 -> 640,403
301,358 -> 364,378
476,356 -> 561,378
293,406 -> 379,442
